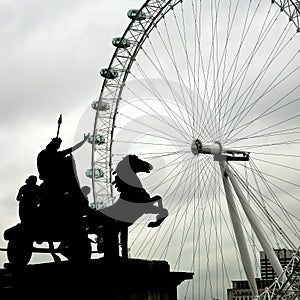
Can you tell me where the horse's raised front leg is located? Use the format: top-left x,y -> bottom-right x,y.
147,195 -> 169,228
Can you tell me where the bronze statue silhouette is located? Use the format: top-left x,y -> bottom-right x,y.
2,116 -> 168,266
16,175 -> 40,226
88,154 -> 169,259
35,115 -> 91,261
36,114 -> 88,209
3,115 -> 92,266
36,133 -> 89,227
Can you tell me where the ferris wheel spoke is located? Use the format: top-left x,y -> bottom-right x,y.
146,153 -> 193,196
137,35 -> 197,137
128,69 -> 198,139
152,154 -> 204,210
190,160 -> 247,298
152,157 -> 212,256
223,35 -> 300,142
250,151 -> 300,158
169,159 -> 217,264
249,160 -> 300,235
222,57 -> 283,139
167,163 -> 201,267
225,109 -> 300,149
164,4 -> 209,137
114,139 -> 186,148
171,4 -> 197,132
131,154 -> 199,257
218,2 -> 279,134
189,0 -> 204,136
220,20 -> 285,139
115,110 -> 190,142
113,125 -> 188,145
205,0 -> 246,138
253,156 -> 300,172
233,136 -> 300,150
225,98 -> 300,145
198,0 -> 234,138
191,0 -> 212,137
236,159 -> 300,195
212,0 -> 254,127
230,162 -> 300,243
199,1 -> 225,141
201,2 -> 280,142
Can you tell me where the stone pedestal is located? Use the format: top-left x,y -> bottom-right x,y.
0,258 -> 193,299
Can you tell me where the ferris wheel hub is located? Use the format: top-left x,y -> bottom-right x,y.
191,139 -> 222,156
191,139 -> 250,161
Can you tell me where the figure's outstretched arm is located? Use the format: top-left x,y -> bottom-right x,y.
60,134 -> 89,156
72,133 -> 89,151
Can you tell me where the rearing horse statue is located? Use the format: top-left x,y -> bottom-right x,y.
91,154 -> 168,259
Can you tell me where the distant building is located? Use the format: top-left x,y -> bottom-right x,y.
260,249 -> 294,280
227,249 -> 298,300
227,278 -> 274,300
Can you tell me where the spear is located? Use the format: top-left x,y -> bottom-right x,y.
56,114 -> 62,138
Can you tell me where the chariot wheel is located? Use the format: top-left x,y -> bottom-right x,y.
7,238 -> 33,267
89,1 -> 300,299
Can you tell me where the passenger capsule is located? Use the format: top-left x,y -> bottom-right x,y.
127,9 -> 146,20
100,68 -> 119,79
88,134 -> 105,145
112,37 -> 131,48
91,101 -> 110,111
85,168 -> 104,179
91,101 -> 98,110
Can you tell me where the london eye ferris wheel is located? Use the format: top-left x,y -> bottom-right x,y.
87,1 -> 300,299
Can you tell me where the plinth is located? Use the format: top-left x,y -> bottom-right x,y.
0,258 -> 193,299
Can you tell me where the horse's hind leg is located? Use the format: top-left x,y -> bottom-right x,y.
48,241 -> 61,262
103,224 -> 119,259
120,226 -> 128,259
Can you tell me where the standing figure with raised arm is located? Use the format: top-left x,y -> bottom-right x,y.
37,135 -> 89,185
36,115 -> 89,233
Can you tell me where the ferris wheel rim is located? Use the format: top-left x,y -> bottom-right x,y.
91,0 -> 183,203
91,0 -> 300,205
89,1 -> 300,298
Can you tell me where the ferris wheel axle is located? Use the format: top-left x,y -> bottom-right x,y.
191,139 -> 250,161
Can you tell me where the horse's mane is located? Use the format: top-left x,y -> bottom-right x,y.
113,155 -> 143,189
112,155 -> 150,203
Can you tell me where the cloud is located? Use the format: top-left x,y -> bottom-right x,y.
0,0 -> 142,265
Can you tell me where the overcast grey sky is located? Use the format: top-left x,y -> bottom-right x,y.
1,3 -> 299,300
0,0 -> 143,266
